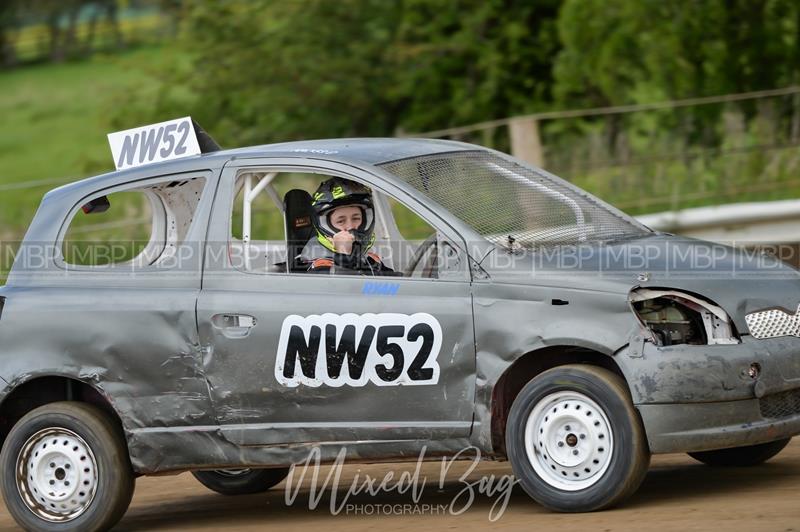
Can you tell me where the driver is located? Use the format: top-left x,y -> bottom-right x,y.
301,177 -> 395,275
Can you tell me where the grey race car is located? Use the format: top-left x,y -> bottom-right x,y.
1,128 -> 799,530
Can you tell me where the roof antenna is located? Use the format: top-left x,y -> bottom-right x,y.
192,119 -> 222,153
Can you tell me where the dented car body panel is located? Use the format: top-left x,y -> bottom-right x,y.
0,138 -> 799,475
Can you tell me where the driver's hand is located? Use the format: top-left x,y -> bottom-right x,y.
332,230 -> 355,255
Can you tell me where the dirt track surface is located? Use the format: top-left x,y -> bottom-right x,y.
1,440 -> 799,531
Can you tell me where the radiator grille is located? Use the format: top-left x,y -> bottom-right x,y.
745,306 -> 800,339
759,388 -> 800,419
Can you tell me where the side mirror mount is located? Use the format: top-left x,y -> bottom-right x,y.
81,196 -> 110,214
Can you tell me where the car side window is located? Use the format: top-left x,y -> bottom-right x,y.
229,170 -> 443,278
384,197 -> 441,279
61,176 -> 206,268
230,172 -> 317,273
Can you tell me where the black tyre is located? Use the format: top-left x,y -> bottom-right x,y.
0,401 -> 135,531
688,438 -> 791,466
505,365 -> 650,512
192,467 -> 290,495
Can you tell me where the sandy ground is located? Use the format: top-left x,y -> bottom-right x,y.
1,440 -> 799,531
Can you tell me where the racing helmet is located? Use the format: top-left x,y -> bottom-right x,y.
311,177 -> 376,253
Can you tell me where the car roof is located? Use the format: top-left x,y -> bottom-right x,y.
223,137 -> 476,165
44,137 -> 478,201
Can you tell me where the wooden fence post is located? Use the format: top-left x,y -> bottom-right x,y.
509,117 -> 544,167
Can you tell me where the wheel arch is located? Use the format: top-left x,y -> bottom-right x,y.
490,345 -> 630,455
0,375 -> 127,453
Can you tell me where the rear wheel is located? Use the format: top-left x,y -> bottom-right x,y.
505,365 -> 650,512
192,467 -> 290,495
0,402 -> 134,531
688,438 -> 791,466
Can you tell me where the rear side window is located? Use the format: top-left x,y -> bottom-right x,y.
63,191 -> 153,266
61,177 -> 206,267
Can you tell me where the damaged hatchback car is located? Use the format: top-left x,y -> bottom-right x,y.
1,118 -> 799,530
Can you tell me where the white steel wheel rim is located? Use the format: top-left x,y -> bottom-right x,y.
16,427 -> 99,523
524,390 -> 614,491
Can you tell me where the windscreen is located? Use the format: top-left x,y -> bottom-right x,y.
380,151 -> 651,249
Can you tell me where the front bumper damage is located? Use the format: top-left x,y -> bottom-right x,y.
626,335 -> 800,453
639,396 -> 800,454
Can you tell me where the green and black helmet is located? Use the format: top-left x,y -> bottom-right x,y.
311,177 -> 375,252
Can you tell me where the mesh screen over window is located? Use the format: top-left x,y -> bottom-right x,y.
380,151 -> 650,249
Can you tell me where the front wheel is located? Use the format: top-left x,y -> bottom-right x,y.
688,438 -> 791,466
192,467 -> 290,495
0,402 -> 135,532
505,365 -> 650,512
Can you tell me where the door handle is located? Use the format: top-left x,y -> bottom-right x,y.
212,314 -> 257,339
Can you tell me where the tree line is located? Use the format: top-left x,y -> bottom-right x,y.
107,0 -> 800,154
0,0 -> 180,66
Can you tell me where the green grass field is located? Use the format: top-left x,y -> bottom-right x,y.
0,46 -> 173,237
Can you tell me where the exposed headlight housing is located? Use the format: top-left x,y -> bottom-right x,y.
629,288 -> 739,346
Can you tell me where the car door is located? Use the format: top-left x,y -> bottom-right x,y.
197,159 -> 476,446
